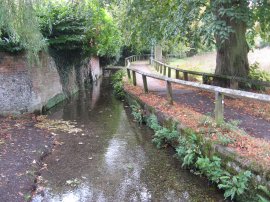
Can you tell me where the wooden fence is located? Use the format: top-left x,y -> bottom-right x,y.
152,59 -> 270,89
125,55 -> 153,67
125,56 -> 270,122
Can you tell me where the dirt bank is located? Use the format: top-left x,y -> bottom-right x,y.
0,115 -> 54,202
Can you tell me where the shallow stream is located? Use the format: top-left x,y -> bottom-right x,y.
32,77 -> 224,202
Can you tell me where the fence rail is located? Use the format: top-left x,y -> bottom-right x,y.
125,55 -> 270,122
125,54 -> 153,67
152,59 -> 270,89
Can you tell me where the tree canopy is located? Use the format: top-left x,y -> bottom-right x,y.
106,0 -> 270,80
110,0 -> 270,50
0,0 -> 122,60
0,0 -> 45,59
1,0 -> 270,78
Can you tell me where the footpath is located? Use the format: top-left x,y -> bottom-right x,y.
130,61 -> 270,141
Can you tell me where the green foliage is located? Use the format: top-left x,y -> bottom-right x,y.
196,156 -> 252,200
143,114 -> 252,200
146,114 -> 162,132
258,185 -> 270,202
218,171 -> 252,200
112,70 -> 125,99
152,127 -> 179,149
106,0 -> 269,51
38,2 -> 86,51
84,4 -> 122,58
248,62 -> 270,90
0,0 -> 45,60
0,30 -> 24,52
176,133 -> 202,167
196,156 -> 226,183
130,103 -> 143,125
216,133 -> 234,146
37,0 -> 122,58
146,114 -> 179,148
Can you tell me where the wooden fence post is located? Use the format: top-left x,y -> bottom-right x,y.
127,69 -> 131,79
142,75 -> 148,93
215,91 -> 224,123
160,65 -> 163,74
184,72 -> 189,81
132,71 -> 137,86
163,66 -> 167,76
176,70 -> 180,79
166,81 -> 173,104
168,67 -> 171,78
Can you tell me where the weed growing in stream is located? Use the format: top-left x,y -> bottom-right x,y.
130,103 -> 144,124
176,130 -> 252,200
112,70 -> 126,99
131,110 -> 254,200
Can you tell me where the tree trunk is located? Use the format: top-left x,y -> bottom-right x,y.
213,0 -> 249,87
154,45 -> 162,61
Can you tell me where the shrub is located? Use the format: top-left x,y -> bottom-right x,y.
37,1 -> 122,59
112,70 -> 125,99
130,103 -> 144,124
134,113 -> 253,200
247,62 -> 270,90
146,114 -> 162,132
146,114 -> 179,149
152,127 -> 179,149
218,171 -> 252,200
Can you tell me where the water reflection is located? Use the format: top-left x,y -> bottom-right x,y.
91,78 -> 102,109
32,78 -> 224,202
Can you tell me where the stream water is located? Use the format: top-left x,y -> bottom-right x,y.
32,77 -> 224,202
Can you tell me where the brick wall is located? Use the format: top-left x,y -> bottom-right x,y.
0,52 -> 63,114
0,52 -> 102,115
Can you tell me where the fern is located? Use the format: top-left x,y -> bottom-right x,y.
131,104 -> 144,124
218,171 -> 252,200
258,185 -> 270,202
146,114 -> 162,132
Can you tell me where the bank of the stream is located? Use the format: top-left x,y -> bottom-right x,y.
0,115 -> 54,202
123,80 -> 270,202
32,77 -> 225,201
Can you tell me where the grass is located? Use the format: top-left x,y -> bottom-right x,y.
168,47 -> 270,74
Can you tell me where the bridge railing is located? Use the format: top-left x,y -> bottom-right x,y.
125,57 -> 270,123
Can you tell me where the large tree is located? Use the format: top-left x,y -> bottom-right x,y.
108,0 -> 270,80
